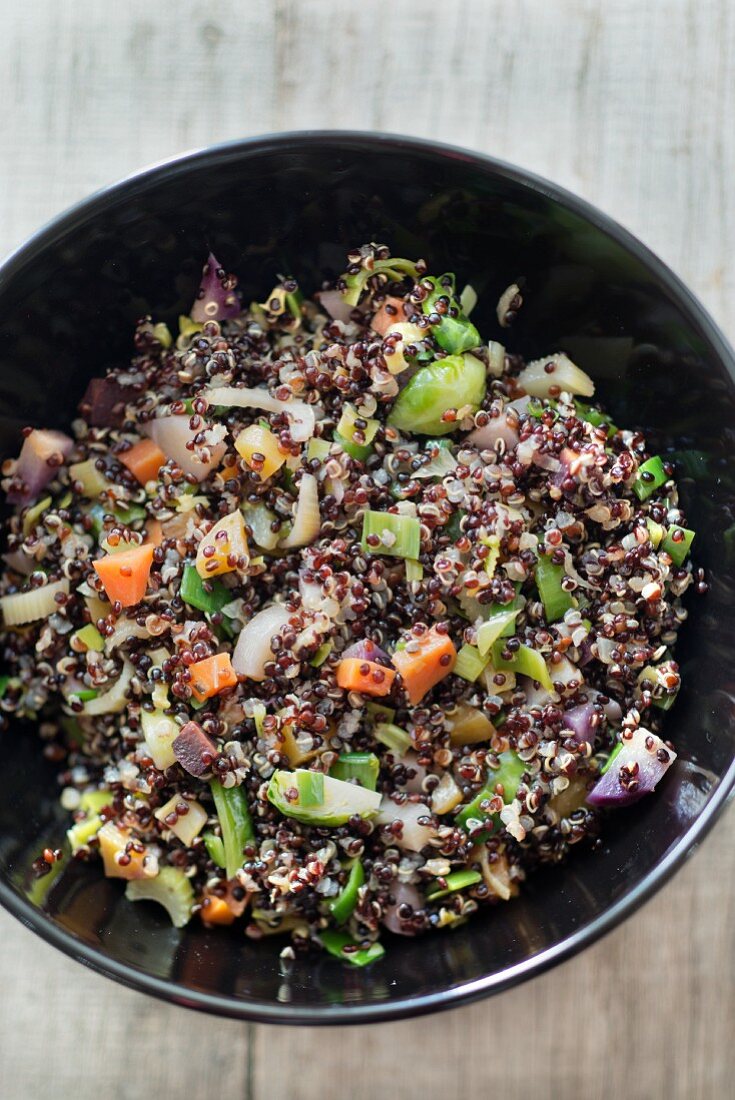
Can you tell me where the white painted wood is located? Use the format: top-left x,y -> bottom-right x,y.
0,2 -> 732,1097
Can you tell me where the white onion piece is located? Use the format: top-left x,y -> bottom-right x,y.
595,637 -> 618,665
459,284 -> 477,316
382,881 -> 422,936
232,603 -> 291,681
487,341 -> 506,378
144,416 -> 226,481
316,289 -> 355,324
496,283 -> 521,327
1,579 -> 69,626
204,385 -> 317,442
84,659 -> 134,716
467,412 -> 519,453
550,655 -> 584,694
378,799 -> 435,853
400,753 -> 428,794
3,549 -> 34,575
104,619 -> 150,653
279,473 -> 320,549
141,709 -> 179,770
516,353 -> 594,398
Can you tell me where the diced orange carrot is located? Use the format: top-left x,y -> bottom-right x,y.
336,657 -> 396,697
144,518 -> 164,546
200,894 -> 236,926
189,652 -> 238,702
93,543 -> 154,607
392,626 -> 457,705
119,438 -> 167,485
370,296 -> 407,336
98,821 -> 153,881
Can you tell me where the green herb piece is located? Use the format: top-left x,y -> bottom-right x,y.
633,455 -> 668,501
426,869 -> 483,900
310,641 -> 333,668
329,752 -> 380,791
535,556 -> 575,622
405,559 -> 424,582
454,751 -> 525,836
366,701 -> 395,725
574,400 -> 617,436
180,564 -> 231,614
361,510 -> 421,559
490,640 -> 553,692
203,831 -> 226,868
600,741 -> 624,775
333,430 -> 373,462
661,525 -> 695,566
0,675 -> 12,699
319,929 -> 385,967
329,859 -> 365,924
306,438 -> 332,462
646,518 -> 665,548
210,779 -> 255,879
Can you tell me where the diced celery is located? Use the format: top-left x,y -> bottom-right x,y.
79,789 -> 113,815
480,534 -> 500,579
329,859 -> 365,924
426,869 -> 483,900
307,438 -> 332,462
241,502 -> 280,551
69,459 -> 110,499
361,510 -> 421,559
661,525 -> 695,566
476,610 -> 520,656
374,723 -> 412,754
74,624 -> 105,653
633,455 -> 668,501
152,322 -> 173,348
329,752 -> 380,791
490,640 -> 553,692
319,929 -> 385,967
125,866 -> 195,928
366,701 -> 395,725
67,813 -> 103,852
22,496 -> 52,536
574,400 -> 617,436
336,404 -> 379,447
535,556 -> 575,622
454,644 -> 490,682
334,431 -> 372,462
0,675 -> 10,699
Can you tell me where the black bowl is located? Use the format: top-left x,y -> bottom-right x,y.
1,132 -> 734,1024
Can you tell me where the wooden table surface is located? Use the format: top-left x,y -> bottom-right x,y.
0,3 -> 733,1097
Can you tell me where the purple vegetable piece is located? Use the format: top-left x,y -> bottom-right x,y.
172,720 -> 217,777
190,252 -> 241,323
382,881 -> 422,936
342,638 -> 391,667
6,429 -> 74,505
79,377 -> 131,428
317,289 -> 355,325
561,702 -> 599,746
587,726 -> 676,808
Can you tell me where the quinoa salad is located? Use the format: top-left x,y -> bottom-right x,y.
0,246 -> 700,966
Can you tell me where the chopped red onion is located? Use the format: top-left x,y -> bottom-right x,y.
467,412 -> 519,453
79,377 -> 131,428
6,429 -> 74,505
561,702 -> 599,746
587,727 -> 676,807
342,639 -> 391,666
190,252 -> 241,323
316,290 -> 355,324
382,881 -> 422,936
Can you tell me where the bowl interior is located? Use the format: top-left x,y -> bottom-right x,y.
1,134 -> 734,1022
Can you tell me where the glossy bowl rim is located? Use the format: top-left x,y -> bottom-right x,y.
1,129 -> 734,1025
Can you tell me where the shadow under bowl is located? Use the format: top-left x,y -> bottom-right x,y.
1,132 -> 734,1024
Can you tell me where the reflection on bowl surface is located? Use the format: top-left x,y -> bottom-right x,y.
1,132 -> 734,1023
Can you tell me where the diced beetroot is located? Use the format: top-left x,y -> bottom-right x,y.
190,252 -> 241,323
6,429 -> 74,505
172,720 -> 218,777
79,377 -> 131,428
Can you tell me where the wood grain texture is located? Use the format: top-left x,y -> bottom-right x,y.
0,2 -> 733,1098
